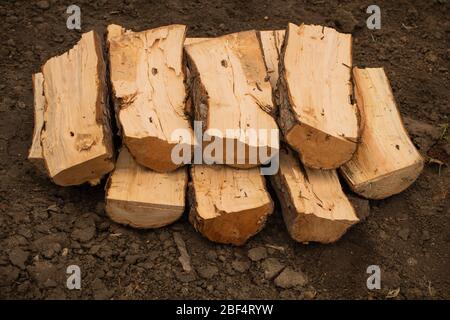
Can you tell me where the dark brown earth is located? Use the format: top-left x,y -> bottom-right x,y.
0,0 -> 449,300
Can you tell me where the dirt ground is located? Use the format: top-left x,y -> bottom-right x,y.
0,0 -> 449,300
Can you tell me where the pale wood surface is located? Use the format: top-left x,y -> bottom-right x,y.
185,31 -> 279,167
189,165 -> 273,245
41,31 -> 114,186
106,147 -> 187,228
184,37 -> 209,45
340,67 -> 424,199
259,30 -> 285,91
28,72 -> 46,171
270,148 -> 359,244
108,24 -> 194,172
278,23 -> 359,169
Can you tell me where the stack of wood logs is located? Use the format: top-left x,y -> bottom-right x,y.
29,22 -> 423,246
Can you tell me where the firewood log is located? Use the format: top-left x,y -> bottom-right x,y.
105,147 -> 187,228
340,67 -> 424,199
41,31 -> 114,186
278,23 -> 359,169
189,165 -> 273,245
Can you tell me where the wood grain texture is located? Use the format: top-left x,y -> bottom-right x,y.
185,31 -> 279,168
41,31 -> 114,186
259,30 -> 285,92
340,67 -> 424,199
108,24 -> 194,172
278,23 -> 359,169
270,148 -> 359,244
28,72 -> 46,171
105,147 -> 187,228
189,165 -> 273,245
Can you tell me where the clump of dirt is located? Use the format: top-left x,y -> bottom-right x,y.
0,0 -> 448,299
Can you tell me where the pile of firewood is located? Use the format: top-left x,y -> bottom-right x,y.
29,23 -> 424,246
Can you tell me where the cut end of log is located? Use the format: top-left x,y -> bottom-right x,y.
40,30 -> 115,186
278,23 -> 359,169
106,147 -> 187,229
108,24 -> 194,172
340,67 -> 424,199
28,72 -> 46,172
270,148 -> 359,244
189,165 -> 273,245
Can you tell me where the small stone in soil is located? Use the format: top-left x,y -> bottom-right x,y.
36,1 -> 50,10
398,228 -> 410,241
198,265 -> 219,279
232,259 -> 251,273
248,246 -> 268,261
274,267 -> 308,289
261,258 -> 285,280
8,248 -> 29,269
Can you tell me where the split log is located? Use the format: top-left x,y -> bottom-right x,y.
189,165 -> 273,245
41,31 -> 114,186
340,67 -> 424,199
259,30 -> 285,91
105,147 -> 187,228
185,31 -> 279,168
270,147 -> 359,244
108,24 -> 195,172
278,23 -> 359,169
28,73 -> 46,171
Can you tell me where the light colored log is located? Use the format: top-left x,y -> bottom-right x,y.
108,24 -> 195,172
270,148 -> 359,244
340,67 -> 424,199
189,165 -> 273,245
41,31 -> 114,186
105,147 -> 187,228
28,72 -> 46,171
259,30 -> 285,91
185,31 -> 279,168
278,23 -> 359,169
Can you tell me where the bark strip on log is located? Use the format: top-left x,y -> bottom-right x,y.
278,23 -> 359,169
108,24 -> 194,172
106,147 -> 187,228
270,147 -> 359,244
340,67 -> 424,199
189,165 -> 273,245
41,31 -> 114,186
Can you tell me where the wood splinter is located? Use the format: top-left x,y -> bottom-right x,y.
28,72 -> 46,172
